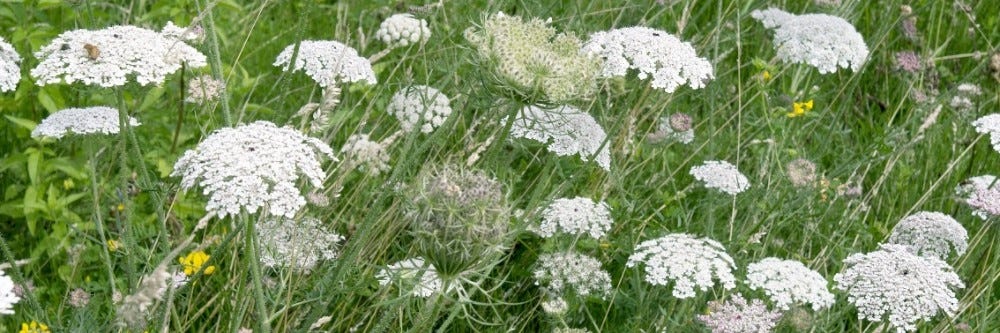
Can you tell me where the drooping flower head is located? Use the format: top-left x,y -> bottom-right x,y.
0,268 -> 21,315
386,85 -> 452,133
972,114 -> 1000,153
31,106 -> 140,139
510,105 -> 611,171
833,244 -> 964,332
956,175 -> 1000,219
0,36 -> 20,92
746,258 -> 835,311
257,217 -> 344,272
751,8 -> 869,74
887,212 -> 968,260
376,14 -> 431,47
464,12 -> 602,102
274,40 -> 376,88
171,121 -> 335,218
31,24 -> 207,87
533,251 -> 612,298
536,197 -> 614,239
690,160 -> 751,195
581,27 -> 714,93
626,233 -> 737,298
697,294 -> 783,333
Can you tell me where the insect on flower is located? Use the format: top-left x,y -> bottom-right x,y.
83,43 -> 100,60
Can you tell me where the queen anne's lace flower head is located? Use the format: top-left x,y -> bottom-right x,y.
690,160 -> 751,195
341,133 -> 391,175
537,197 -> 613,239
833,244 -> 964,332
171,121 -> 335,218
582,27 -> 714,93
751,8 -> 869,74
386,85 -> 452,133
185,74 -> 224,104
376,14 -> 431,47
533,251 -> 612,298
377,257 -> 446,297
32,106 -> 140,139
0,37 -> 20,92
888,212 -> 968,260
31,24 -> 207,87
510,105 -> 611,171
0,268 -> 20,315
274,40 -> 376,87
972,114 -> 1000,153
746,258 -> 835,311
956,175 -> 1000,219
258,217 -> 344,271
627,233 -> 737,298
160,21 -> 203,43
697,294 -> 782,333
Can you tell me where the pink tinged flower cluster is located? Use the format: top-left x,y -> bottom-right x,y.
956,175 -> 1000,219
171,121 -> 335,218
626,233 -> 736,298
697,294 -> 782,333
582,26 -> 714,93
273,40 -> 376,88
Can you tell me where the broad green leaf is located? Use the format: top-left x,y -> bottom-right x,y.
4,115 -> 36,131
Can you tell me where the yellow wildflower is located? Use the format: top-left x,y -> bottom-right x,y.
787,99 -> 814,118
19,321 -> 50,333
179,250 -> 216,276
63,178 -> 74,190
107,239 -> 122,252
116,203 -> 125,211
761,70 -> 771,81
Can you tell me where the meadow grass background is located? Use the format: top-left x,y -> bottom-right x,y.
1,0 -> 999,332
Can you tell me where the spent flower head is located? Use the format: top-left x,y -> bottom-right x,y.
510,105 -> 611,171
257,217 -> 344,272
376,14 -> 431,47
690,160 -> 751,195
746,258 -> 835,311
751,8 -> 869,74
341,133 -> 392,175
185,74 -> 225,104
31,24 -> 207,87
697,294 -> 782,333
537,197 -> 614,239
31,106 -> 140,139
386,85 -> 452,133
533,251 -> 612,298
582,26 -> 714,93
0,36 -> 19,92
172,121 -> 335,218
626,233 -> 737,298
887,211 -> 968,260
785,158 -> 817,187
274,40 -> 376,87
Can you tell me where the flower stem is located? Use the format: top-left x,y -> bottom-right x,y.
245,214 -> 271,333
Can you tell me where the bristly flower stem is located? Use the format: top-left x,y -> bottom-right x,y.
245,214 -> 271,333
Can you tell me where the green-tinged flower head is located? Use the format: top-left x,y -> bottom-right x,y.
465,12 -> 601,103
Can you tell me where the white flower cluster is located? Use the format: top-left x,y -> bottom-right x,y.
386,85 -> 452,133
376,14 -> 431,47
833,244 -> 964,332
185,74 -> 225,104
537,197 -> 614,239
171,121 -> 335,218
751,8 -> 869,74
31,106 -> 140,139
0,268 -> 20,315
972,114 -> 1000,153
510,105 -> 611,171
341,133 -> 391,175
376,257 -> 445,297
533,251 -> 612,298
257,217 -> 344,271
540,297 -> 568,314
956,175 -> 1000,219
274,40 -> 376,87
745,258 -> 835,311
950,83 -> 982,111
160,21 -> 203,43
582,27 -> 714,93
626,233 -> 737,298
690,160 -> 751,195
0,36 -> 19,92
31,24 -> 207,87
697,294 -> 782,333
887,212 -> 968,260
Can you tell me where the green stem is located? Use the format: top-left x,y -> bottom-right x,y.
88,150 -> 119,303
246,214 -> 271,333
198,0 -> 234,126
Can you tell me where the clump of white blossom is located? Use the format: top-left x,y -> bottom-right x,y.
274,40 -> 376,87
464,12 -> 602,102
627,233 -> 737,298
536,197 -> 613,239
510,105 -> 611,171
950,83 -> 981,111
376,14 -> 431,47
0,268 -> 20,315
972,114 -> 1000,153
751,8 -> 869,74
386,85 -> 452,133
32,24 -> 207,87
582,27 -> 714,93
31,106 -> 140,139
888,212 -> 968,260
376,257 -> 446,297
160,21 -> 204,43
697,294 -> 782,333
956,175 -> 1000,219
185,74 -> 225,104
541,297 -> 568,315
340,133 -> 392,175
746,258 -> 835,311
690,160 -> 751,195
171,121 -> 335,218
833,244 -> 964,332
257,217 -> 344,272
0,36 -> 19,92
533,251 -> 612,298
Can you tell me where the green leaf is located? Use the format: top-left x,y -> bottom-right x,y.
4,115 -> 37,131
27,149 -> 41,184
37,88 -> 60,113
